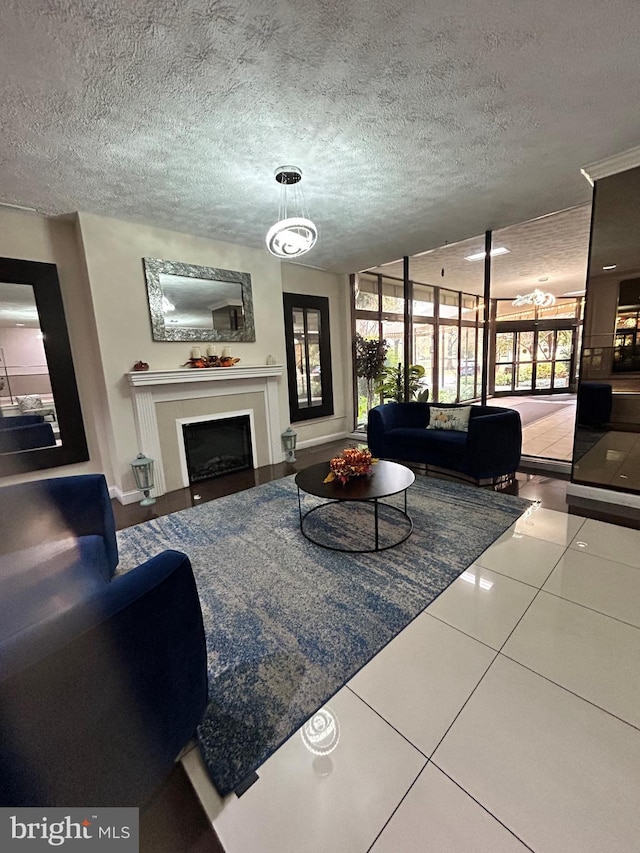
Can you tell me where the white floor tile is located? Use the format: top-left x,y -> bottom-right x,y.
186,687 -> 425,853
433,655 -> 640,853
502,591 -> 640,727
514,506 -> 584,545
349,613 -> 495,755
543,548 -> 640,628
475,530 -> 565,587
371,763 -> 529,853
569,518 -> 640,568
426,565 -> 538,650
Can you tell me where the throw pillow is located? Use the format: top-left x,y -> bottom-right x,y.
427,405 -> 472,432
16,395 -> 44,413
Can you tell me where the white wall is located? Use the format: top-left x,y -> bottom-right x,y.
77,212 -> 352,496
0,209 -> 354,493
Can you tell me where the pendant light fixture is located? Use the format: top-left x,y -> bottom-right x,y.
266,166 -> 317,259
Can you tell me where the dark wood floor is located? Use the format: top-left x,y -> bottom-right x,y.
130,440 -> 636,852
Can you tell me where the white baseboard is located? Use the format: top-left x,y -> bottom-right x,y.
109,485 -> 142,505
295,431 -> 349,450
567,482 -> 640,509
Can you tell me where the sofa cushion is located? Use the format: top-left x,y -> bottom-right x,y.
0,535 -> 109,644
427,405 -> 471,432
16,395 -> 45,413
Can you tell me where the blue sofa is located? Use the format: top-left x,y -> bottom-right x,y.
0,414 -> 56,452
368,402 -> 522,481
0,474 -> 208,807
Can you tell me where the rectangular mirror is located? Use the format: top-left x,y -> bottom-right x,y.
143,258 -> 256,342
0,257 -> 88,475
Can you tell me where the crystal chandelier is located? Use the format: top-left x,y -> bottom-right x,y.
266,166 -> 317,259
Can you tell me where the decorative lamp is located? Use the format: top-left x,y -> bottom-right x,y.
282,426 -> 298,463
131,452 -> 156,506
512,288 -> 556,308
266,166 -> 318,259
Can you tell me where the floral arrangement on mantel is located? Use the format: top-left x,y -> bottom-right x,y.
183,355 -> 240,368
182,347 -> 240,368
324,448 -> 378,485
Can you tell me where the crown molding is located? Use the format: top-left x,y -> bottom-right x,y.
581,145 -> 640,185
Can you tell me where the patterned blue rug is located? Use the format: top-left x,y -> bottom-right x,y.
116,474 -> 530,796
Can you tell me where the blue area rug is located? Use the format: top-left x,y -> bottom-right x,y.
116,474 -> 530,795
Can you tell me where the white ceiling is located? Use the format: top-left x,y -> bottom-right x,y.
1,0 -> 640,273
369,204 -> 592,298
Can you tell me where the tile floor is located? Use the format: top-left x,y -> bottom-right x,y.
490,395 -> 577,462
132,443 -> 640,852
574,429 -> 640,491
178,502 -> 640,853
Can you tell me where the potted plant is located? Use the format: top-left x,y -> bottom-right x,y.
375,362 -> 429,403
354,333 -> 389,415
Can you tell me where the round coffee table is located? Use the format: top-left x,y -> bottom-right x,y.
294,460 -> 415,553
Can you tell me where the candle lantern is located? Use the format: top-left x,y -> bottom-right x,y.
131,452 -> 156,506
282,426 -> 298,463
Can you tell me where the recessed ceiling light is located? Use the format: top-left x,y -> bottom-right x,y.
603,264 -> 617,270
464,247 -> 510,262
15,323 -> 25,327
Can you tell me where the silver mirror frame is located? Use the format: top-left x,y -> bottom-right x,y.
143,257 -> 256,343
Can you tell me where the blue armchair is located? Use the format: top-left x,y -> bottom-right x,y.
368,402 -> 522,481
0,474 -> 208,807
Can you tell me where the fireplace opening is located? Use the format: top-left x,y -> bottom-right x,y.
182,415 -> 253,483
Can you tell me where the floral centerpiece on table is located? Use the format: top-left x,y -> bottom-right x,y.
324,448 -> 378,485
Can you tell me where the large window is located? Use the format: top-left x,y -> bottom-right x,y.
283,293 -> 333,422
352,271 -> 484,421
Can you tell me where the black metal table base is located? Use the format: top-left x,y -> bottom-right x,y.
296,488 -> 413,553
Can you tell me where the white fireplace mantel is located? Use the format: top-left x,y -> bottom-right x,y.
126,365 -> 284,498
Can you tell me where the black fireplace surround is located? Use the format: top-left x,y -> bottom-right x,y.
182,415 -> 253,483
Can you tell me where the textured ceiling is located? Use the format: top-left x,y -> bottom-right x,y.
369,204 -> 592,298
1,1 -> 640,273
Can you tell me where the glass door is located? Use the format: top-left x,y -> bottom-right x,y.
515,331 -> 535,391
495,331 -> 515,392
494,326 -> 577,394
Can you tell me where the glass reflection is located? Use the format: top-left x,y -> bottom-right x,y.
293,307 -> 323,410
0,282 -> 58,453
158,273 -> 245,331
574,164 -> 640,494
